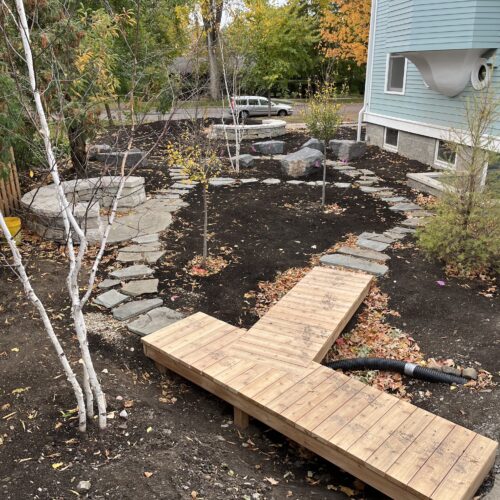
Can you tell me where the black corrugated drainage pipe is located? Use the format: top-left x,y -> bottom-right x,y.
326,358 -> 468,385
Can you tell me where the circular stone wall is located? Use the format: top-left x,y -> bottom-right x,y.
209,119 -> 286,141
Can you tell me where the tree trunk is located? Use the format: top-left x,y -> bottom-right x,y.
202,186 -> 208,267
68,122 -> 87,177
104,103 -> 114,126
321,142 -> 327,207
207,34 -> 221,100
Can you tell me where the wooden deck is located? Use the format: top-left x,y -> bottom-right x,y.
142,266 -> 497,500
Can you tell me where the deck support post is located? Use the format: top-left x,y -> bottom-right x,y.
234,406 -> 249,430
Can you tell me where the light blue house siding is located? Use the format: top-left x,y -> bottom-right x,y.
364,0 -> 500,165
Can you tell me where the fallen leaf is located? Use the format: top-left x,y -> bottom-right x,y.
143,471 -> 153,478
52,462 -> 64,470
265,477 -> 279,485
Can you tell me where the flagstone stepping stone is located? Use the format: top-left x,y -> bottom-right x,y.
336,246 -> 390,262
95,289 -> 129,309
389,202 -> 422,212
112,298 -> 163,321
356,180 -> 376,186
392,226 -> 416,234
121,279 -> 159,297
117,249 -> 165,264
238,178 -> 259,184
154,191 -> 181,199
402,218 -> 426,228
210,177 -> 236,186
119,242 -> 163,253
287,180 -> 305,185
375,190 -> 396,198
384,230 -> 406,240
333,164 -> 355,171
320,254 -> 388,276
333,182 -> 351,188
359,231 -> 395,244
381,196 -> 408,203
127,307 -> 185,336
359,169 -> 375,175
110,265 -> 154,280
166,189 -> 190,196
238,154 -> 255,168
343,170 -> 362,177
262,178 -> 281,185
359,186 -> 388,193
98,278 -> 121,289
132,233 -> 160,244
171,182 -> 196,190
357,237 -> 390,252
406,210 -> 434,218
306,181 -> 329,186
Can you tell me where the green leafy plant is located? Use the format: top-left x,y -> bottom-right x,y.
303,82 -> 344,206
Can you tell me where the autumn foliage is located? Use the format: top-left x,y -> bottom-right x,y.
321,0 -> 371,66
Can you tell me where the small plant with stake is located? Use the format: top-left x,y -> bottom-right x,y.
303,82 -> 344,207
166,135 -> 222,271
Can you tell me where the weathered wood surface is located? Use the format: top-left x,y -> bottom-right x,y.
142,266 -> 497,500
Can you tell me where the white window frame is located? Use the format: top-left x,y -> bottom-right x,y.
434,140 -> 457,169
383,127 -> 399,152
385,54 -> 407,95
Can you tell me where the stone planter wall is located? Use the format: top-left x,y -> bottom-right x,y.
21,176 -> 146,243
209,119 -> 287,141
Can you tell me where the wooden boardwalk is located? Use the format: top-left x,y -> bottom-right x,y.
142,266 -> 497,499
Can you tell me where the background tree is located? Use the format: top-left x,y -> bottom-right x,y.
320,0 -> 371,66
418,90 -> 500,275
303,82 -> 344,206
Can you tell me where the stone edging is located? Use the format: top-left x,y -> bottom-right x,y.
209,119 -> 287,140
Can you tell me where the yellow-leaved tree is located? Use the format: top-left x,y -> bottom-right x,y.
321,0 -> 371,66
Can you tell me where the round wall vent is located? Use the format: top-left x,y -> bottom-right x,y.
471,58 -> 492,90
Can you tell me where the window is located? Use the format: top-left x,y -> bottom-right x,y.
248,99 -> 259,106
384,127 -> 399,151
259,98 -> 269,106
435,140 -> 457,168
235,99 -> 247,106
386,54 -> 407,94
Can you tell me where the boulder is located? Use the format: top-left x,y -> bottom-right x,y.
301,138 -> 325,153
329,140 -> 366,161
280,147 -> 323,178
88,144 -> 111,160
237,154 -> 255,168
252,140 -> 285,155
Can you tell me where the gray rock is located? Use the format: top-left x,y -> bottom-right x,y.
406,210 -> 434,218
462,367 -> 478,380
132,233 -> 160,244
359,169 -> 375,175
286,180 -> 305,185
280,147 -> 323,178
329,140 -> 366,161
333,164 -> 355,171
127,307 -> 185,336
333,182 -> 351,188
238,154 -> 255,168
110,265 -> 155,280
262,178 -> 281,185
88,144 -> 111,160
392,226 -> 416,234
117,249 -> 165,264
381,196 -> 409,203
98,278 -> 121,289
252,140 -> 285,155
442,366 -> 462,377
389,202 -> 422,212
343,170 -> 362,177
357,237 -> 390,252
359,186 -> 387,193
356,179 -> 376,186
358,232 -> 395,244
402,218 -> 426,228
112,298 -> 163,321
336,246 -> 390,262
77,481 -> 91,492
301,138 -> 325,153
95,289 -> 129,309
320,254 -> 388,276
121,279 -> 159,297
383,230 -> 406,240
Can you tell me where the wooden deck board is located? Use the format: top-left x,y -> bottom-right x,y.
142,266 -> 497,499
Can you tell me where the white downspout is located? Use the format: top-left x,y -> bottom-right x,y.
357,0 -> 378,142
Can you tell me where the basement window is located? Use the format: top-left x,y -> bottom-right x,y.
435,140 -> 457,168
384,127 -> 399,152
385,54 -> 407,94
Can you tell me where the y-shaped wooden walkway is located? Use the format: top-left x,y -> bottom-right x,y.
142,266 -> 497,499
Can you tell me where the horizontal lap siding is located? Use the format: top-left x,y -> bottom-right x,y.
370,0 -> 500,136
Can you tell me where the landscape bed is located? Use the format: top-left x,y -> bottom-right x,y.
0,122 -> 498,499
